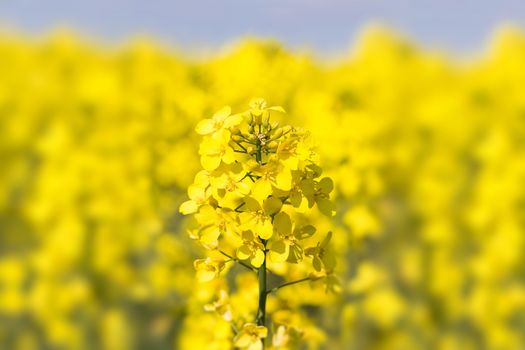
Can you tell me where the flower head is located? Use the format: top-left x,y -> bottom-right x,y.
233,323 -> 268,350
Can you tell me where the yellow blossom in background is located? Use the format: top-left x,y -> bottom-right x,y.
1,26 -> 525,349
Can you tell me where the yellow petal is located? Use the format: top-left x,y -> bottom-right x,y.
201,154 -> 222,171
241,230 -> 256,241
319,177 -> 334,194
258,220 -> 273,240
179,200 -> 198,215
193,170 -> 210,187
313,256 -> 323,272
213,106 -> 232,121
323,251 -> 336,270
273,212 -> 292,234
237,245 -> 252,260
222,148 -> 236,164
196,269 -> 216,282
200,226 -> 220,248
317,198 -> 336,217
274,169 -> 292,190
251,179 -> 272,203
299,179 -> 315,196
223,113 -> 243,128
218,191 -> 242,210
238,212 -> 255,229
194,205 -> 217,225
195,119 -> 215,135
248,340 -> 263,350
321,231 -> 333,248
263,196 -> 282,215
267,106 -> 286,114
188,184 -> 205,201
237,181 -> 251,195
214,128 -> 231,144
290,191 -> 302,207
288,245 -> 303,263
269,240 -> 289,263
251,249 -> 265,267
256,325 -> 268,337
243,196 -> 262,211
234,333 -> 253,348
295,224 -> 316,239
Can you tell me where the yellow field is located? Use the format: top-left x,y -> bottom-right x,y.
1,27 -> 525,349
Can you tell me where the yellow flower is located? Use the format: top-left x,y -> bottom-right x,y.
272,324 -> 303,348
204,289 -> 233,321
199,129 -> 236,171
238,197 -> 275,240
304,232 -> 336,272
210,162 -> 251,210
250,159 -> 292,203
191,205 -> 237,249
233,323 -> 267,350
236,230 -> 265,267
193,258 -> 226,282
179,183 -> 210,215
195,106 -> 243,135
268,212 -> 316,263
300,176 -> 336,217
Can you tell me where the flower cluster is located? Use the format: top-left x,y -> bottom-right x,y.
180,98 -> 336,348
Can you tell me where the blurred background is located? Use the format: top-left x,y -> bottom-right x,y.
1,1 -> 525,349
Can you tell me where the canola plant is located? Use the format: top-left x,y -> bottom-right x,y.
1,26 -> 525,349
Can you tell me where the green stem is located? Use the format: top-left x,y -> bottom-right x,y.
256,239 -> 267,327
254,137 -> 267,332
267,276 -> 313,294
255,139 -> 262,163
218,250 -> 257,272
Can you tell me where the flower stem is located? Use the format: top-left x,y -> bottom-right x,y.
255,137 -> 267,332
218,250 -> 257,272
256,239 -> 267,327
267,276 -> 314,294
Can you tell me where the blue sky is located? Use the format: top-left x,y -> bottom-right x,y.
0,0 -> 524,54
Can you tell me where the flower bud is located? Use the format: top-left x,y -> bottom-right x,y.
268,141 -> 278,150
231,134 -> 243,142
271,128 -> 283,140
263,114 -> 270,128
281,125 -> 292,134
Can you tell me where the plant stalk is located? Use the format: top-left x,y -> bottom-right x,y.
255,136 -> 267,330
256,240 -> 267,326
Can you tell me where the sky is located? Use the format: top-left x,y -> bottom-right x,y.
0,0 -> 524,54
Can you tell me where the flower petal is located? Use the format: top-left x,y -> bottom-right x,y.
251,249 -> 265,267
179,200 -> 198,215
269,240 -> 289,263
258,220 -> 273,240
263,196 -> 282,215
251,179 -> 272,203
195,119 -> 215,135
273,212 -> 292,235
201,154 -> 222,171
